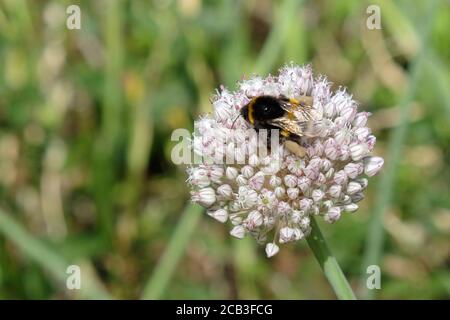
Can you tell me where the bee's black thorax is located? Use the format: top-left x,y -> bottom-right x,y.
241,95 -> 286,126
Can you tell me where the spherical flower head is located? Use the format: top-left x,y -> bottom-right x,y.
187,63 -> 384,257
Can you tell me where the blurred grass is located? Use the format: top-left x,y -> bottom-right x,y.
0,0 -> 449,299
0,208 -> 110,299
361,0 -> 438,299
142,203 -> 203,299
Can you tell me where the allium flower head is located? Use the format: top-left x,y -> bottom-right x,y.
187,63 -> 384,257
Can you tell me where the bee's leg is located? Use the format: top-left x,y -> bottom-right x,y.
284,140 -> 307,157
284,135 -> 307,157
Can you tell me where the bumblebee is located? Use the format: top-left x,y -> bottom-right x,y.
240,95 -> 322,143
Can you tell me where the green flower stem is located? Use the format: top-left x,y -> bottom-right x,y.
141,203 -> 203,299
306,217 -> 356,300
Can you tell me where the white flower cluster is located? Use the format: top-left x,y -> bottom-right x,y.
187,64 -> 384,257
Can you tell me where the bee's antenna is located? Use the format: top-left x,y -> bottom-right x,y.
231,114 -> 240,129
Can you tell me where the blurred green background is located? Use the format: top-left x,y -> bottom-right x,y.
0,0 -> 449,299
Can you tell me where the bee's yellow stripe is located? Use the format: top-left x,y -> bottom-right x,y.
289,98 -> 300,105
281,130 -> 290,137
248,99 -> 255,124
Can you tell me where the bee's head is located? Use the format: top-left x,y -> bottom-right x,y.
251,96 -> 285,121
240,96 -> 285,127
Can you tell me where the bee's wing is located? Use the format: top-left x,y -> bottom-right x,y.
279,97 -> 322,121
267,117 -> 306,137
268,117 -> 323,137
275,98 -> 323,137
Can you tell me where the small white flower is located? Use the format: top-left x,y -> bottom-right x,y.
323,101 -> 336,118
299,216 -> 310,230
188,168 -> 210,187
344,203 -> 358,212
353,112 -> 369,127
305,163 -> 320,180
287,187 -> 300,200
328,185 -> 342,198
241,165 -> 254,179
191,187 -> 216,207
237,186 -> 258,209
297,176 -> 311,193
291,210 -> 303,223
321,158 -> 331,171
265,243 -> 280,258
236,175 -> 247,186
325,207 -> 341,223
367,135 -> 376,151
284,174 -> 297,188
274,186 -> 286,199
347,181 -> 362,195
344,162 -> 363,179
349,142 -> 369,161
322,200 -> 334,210
230,225 -> 246,239
312,189 -> 325,203
293,228 -> 304,240
269,175 -> 282,188
354,127 -> 371,141
226,167 -> 238,180
325,167 -> 335,179
364,156 -> 384,177
277,201 -> 292,215
207,208 -> 228,223
340,104 -> 357,122
209,166 -> 224,184
245,210 -> 263,229
286,156 -> 304,175
217,184 -> 233,199
279,227 -> 297,243
258,190 -> 278,212
324,138 -> 339,160
299,198 -> 313,211
248,172 -> 265,191
333,170 -> 348,185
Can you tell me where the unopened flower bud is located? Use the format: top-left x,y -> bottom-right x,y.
269,175 -> 282,188
265,243 -> 279,258
226,166 -> 238,180
312,189 -> 325,203
344,203 -> 358,212
364,156 -> 384,177
287,187 -> 300,200
325,207 -> 341,223
349,142 -> 368,161
344,162 -> 363,179
192,188 -> 216,207
347,181 -> 362,195
230,225 -> 246,239
217,184 -> 233,199
284,175 -> 297,188
241,165 -> 254,179
328,185 -> 342,198
275,186 -> 286,199
207,208 -> 228,223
